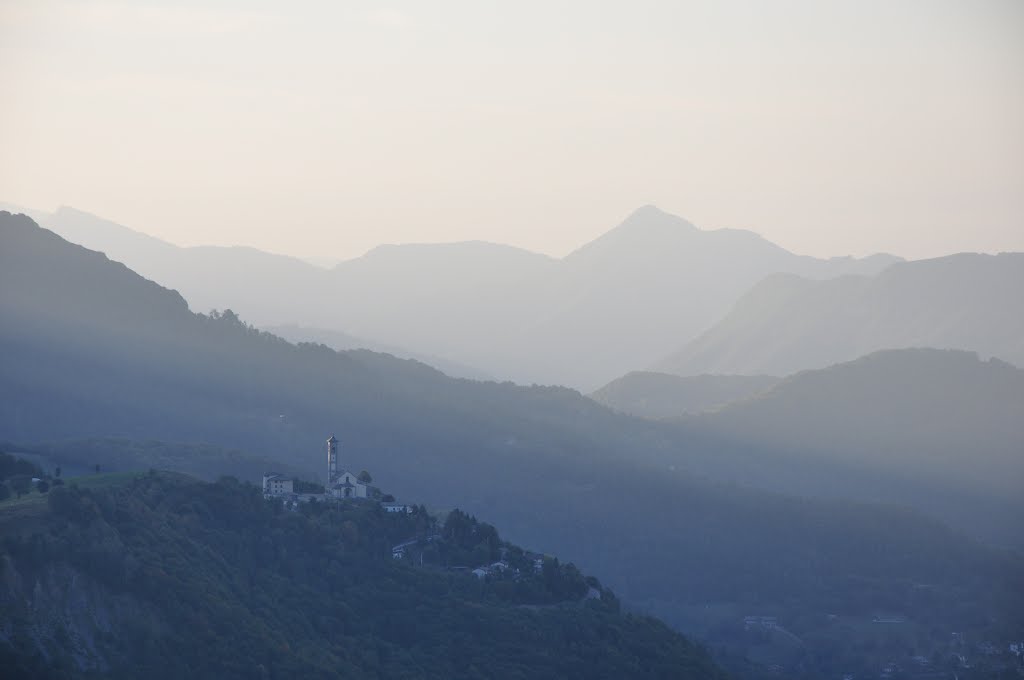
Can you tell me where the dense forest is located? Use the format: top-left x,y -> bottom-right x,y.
0,469 -> 727,680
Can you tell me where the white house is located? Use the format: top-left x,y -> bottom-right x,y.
383,503 -> 413,513
743,616 -> 779,630
263,473 -> 294,496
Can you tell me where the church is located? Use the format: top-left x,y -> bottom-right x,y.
325,434 -> 370,499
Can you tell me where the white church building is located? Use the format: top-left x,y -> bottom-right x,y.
325,434 -> 370,499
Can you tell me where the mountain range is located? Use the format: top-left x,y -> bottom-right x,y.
16,203 -> 901,389
672,348 -> 1024,547
656,253 -> 1024,376
2,210 -> 1022,677
590,373 -> 781,418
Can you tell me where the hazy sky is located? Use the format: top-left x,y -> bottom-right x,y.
1,0 -> 1022,261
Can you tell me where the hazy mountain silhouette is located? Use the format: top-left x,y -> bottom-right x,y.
3,211 -> 1019,675
680,348 -> 1024,547
0,200 -> 48,224
590,372 -> 780,419
265,323 -> 494,380
657,253 -> 1024,377
26,203 -> 899,389
34,205 -> 333,325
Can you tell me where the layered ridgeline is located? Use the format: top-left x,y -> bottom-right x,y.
590,373 -> 781,419
0,469 -> 726,680
656,253 -> 1024,377
24,204 -> 898,389
593,350 -> 1024,548
677,349 -> 1024,548
263,323 -> 493,381
2,213 -> 1022,678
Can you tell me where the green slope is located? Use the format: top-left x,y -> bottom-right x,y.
0,471 -> 726,680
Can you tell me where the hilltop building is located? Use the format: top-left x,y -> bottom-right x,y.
262,434 -> 388,504
263,473 -> 293,496
326,434 -> 370,499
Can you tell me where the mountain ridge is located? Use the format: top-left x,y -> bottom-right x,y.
656,252 -> 1024,377
11,202 -> 902,389
589,372 -> 781,419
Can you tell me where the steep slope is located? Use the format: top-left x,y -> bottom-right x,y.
682,348 -> 1024,546
38,205 -> 331,325
32,207 -> 487,379
2,213 -> 1021,677
590,372 -> 781,419
27,204 -> 899,389
263,324 -> 494,381
0,472 -> 727,680
657,253 -> 1024,377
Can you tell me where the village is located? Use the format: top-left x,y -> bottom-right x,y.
738,612 -> 1024,679
261,435 -> 566,588
262,435 -> 413,513
262,436 -> 1024,679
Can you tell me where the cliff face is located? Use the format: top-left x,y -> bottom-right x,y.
0,557 -> 162,673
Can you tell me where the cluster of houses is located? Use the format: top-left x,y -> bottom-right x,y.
390,538 -> 548,584
264,435 -> 554,584
471,559 -> 518,580
835,630 -> 1024,680
742,615 -> 779,631
262,434 -> 412,513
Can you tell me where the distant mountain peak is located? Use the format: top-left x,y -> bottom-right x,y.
53,204 -> 94,218
618,204 -> 699,233
566,205 -> 699,261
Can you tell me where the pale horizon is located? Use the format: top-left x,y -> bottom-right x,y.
1,199 -> 924,264
2,0 -> 1022,262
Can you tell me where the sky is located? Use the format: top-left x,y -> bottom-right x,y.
0,0 -> 1022,261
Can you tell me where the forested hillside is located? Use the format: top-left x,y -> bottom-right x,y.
0,470 -> 726,680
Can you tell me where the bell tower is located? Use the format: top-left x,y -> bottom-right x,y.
326,435 -> 338,485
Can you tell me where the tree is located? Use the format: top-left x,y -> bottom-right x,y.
0,482 -> 9,502
357,470 -> 373,484
94,463 -> 101,474
294,479 -> 325,494
9,475 -> 32,498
